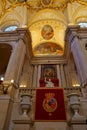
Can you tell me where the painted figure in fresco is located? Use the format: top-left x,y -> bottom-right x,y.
41,25 -> 54,40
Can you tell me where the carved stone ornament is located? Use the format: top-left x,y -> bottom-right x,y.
41,0 -> 53,7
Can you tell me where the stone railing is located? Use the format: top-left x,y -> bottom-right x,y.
64,86 -> 82,96
19,87 -> 35,96
19,86 -> 82,97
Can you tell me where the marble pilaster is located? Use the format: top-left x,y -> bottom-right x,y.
63,65 -> 70,87
65,27 -> 87,86
60,64 -> 66,87
22,5 -> 28,28
57,65 -> 61,87
37,65 -> 41,87
33,65 -> 38,88
4,39 -> 26,84
29,65 -> 34,88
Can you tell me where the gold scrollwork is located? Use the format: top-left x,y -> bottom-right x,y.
0,0 -> 87,20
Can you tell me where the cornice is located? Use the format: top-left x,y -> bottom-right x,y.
0,28 -> 33,62
31,56 -> 67,65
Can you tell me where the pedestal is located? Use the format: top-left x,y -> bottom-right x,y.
35,122 -> 67,130
70,117 -> 87,130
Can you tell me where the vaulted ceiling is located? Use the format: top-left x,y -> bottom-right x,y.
0,0 -> 87,57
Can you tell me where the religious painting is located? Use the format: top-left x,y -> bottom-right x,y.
40,65 -> 59,87
41,25 -> 54,40
35,88 -> 67,121
33,42 -> 63,56
41,64 -> 57,78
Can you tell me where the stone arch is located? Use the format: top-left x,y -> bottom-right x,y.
72,6 -> 87,24
0,10 -> 22,30
28,9 -> 67,27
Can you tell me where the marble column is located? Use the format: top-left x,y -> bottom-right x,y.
29,65 -> 34,88
4,39 -> 26,84
27,64 -> 31,88
60,64 -> 66,88
70,34 -> 87,86
33,65 -> 38,88
63,65 -> 70,87
57,65 -> 61,87
37,65 -> 41,88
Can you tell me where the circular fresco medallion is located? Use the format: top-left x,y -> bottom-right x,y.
41,25 -> 54,40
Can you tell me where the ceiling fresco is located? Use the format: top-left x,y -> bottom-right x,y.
33,42 -> 63,56
0,0 -> 87,19
0,0 -> 87,57
29,20 -> 66,56
41,25 -> 54,40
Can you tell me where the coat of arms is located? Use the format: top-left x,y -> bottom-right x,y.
42,92 -> 57,116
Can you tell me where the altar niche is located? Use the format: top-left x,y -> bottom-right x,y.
39,65 -> 59,87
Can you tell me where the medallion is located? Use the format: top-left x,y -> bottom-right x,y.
41,25 -> 54,40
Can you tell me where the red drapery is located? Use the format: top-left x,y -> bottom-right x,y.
35,88 -> 67,121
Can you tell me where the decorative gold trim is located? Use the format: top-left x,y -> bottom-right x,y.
0,0 -> 87,20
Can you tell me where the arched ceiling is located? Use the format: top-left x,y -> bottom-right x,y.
0,0 -> 87,56
28,8 -> 66,56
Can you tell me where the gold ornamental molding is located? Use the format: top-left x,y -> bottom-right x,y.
0,0 -> 87,19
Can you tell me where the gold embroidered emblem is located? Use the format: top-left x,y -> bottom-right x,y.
42,93 -> 57,116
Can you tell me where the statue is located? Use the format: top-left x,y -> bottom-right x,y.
45,79 -> 54,88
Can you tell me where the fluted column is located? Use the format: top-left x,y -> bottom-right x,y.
29,65 -> 33,88
27,64 -> 31,88
63,65 -> 70,87
60,64 -> 66,87
32,65 -> 38,88
37,65 -> 41,87
4,39 -> 26,84
57,65 -> 61,87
